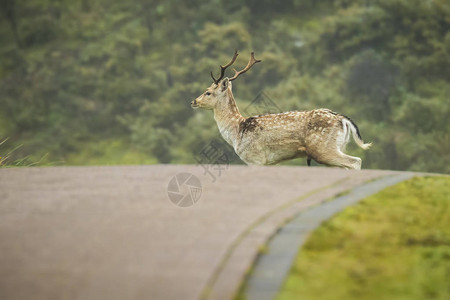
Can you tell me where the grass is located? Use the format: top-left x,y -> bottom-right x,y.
274,176 -> 450,300
0,137 -> 43,167
0,137 -> 57,167
0,137 -> 157,167
63,139 -> 158,165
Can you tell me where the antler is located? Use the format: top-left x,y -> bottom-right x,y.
210,49 -> 239,84
229,52 -> 261,81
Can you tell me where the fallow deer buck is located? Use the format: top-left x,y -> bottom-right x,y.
191,50 -> 372,169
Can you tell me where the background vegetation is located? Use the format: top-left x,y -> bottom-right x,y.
1,0 -> 449,172
275,176 -> 450,300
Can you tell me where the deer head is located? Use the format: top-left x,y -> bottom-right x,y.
191,50 -> 261,110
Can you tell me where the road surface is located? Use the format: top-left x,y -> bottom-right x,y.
0,165 -> 412,300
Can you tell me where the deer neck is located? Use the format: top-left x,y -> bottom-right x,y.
213,89 -> 244,147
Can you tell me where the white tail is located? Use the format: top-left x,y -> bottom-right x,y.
342,118 -> 372,150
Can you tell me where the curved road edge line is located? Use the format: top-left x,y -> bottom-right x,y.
200,172 -> 406,300
242,173 -> 415,300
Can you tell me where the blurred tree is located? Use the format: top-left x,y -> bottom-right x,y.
346,50 -> 397,121
0,0 -> 448,172
0,0 -> 21,47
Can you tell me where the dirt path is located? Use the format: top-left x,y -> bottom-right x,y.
0,165 -> 406,300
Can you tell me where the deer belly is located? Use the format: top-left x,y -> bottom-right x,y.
266,149 -> 305,164
236,139 -> 304,165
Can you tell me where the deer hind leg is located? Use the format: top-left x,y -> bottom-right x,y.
313,150 -> 362,170
335,152 -> 362,170
330,127 -> 362,169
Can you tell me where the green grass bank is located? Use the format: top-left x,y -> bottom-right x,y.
276,176 -> 450,300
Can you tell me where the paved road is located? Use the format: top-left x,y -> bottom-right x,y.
0,165 -> 407,300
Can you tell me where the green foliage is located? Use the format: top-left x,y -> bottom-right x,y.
0,0 -> 449,171
275,176 -> 450,300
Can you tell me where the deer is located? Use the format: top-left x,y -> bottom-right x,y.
191,50 -> 372,169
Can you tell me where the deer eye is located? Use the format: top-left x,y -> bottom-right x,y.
205,92 -> 211,96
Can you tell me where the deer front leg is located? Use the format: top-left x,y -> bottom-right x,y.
297,146 -> 312,167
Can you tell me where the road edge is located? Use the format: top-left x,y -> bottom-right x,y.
242,173 -> 415,300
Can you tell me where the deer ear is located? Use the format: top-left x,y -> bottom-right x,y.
220,77 -> 229,92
